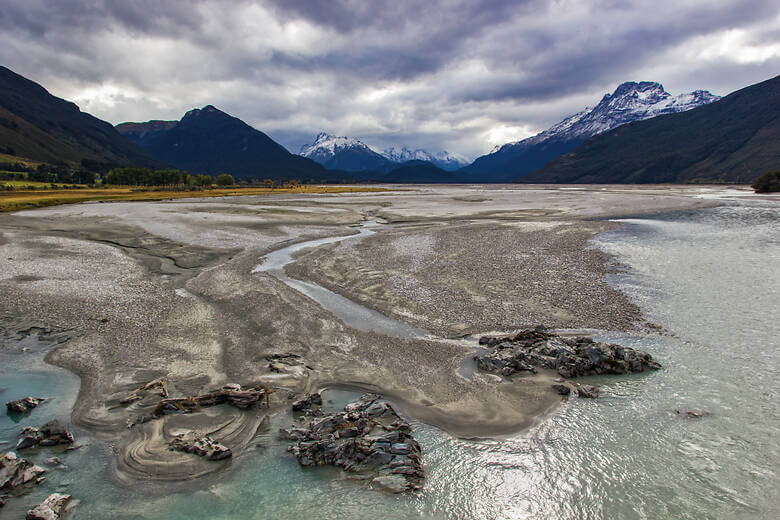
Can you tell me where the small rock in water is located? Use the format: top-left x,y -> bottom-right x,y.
0,451 -> 47,490
6,397 -> 46,414
286,393 -> 424,493
169,434 -> 232,461
16,421 -> 75,450
576,385 -> 599,399
26,493 -> 72,520
551,384 -> 571,396
675,409 -> 711,419
46,457 -> 65,467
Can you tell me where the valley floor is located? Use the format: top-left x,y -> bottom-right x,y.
0,184 -> 727,482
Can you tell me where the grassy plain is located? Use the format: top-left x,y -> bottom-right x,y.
0,184 -> 389,212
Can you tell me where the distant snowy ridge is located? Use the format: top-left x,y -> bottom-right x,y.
381,147 -> 469,170
300,132 -> 469,171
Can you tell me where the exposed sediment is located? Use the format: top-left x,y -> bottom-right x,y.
0,186 -> 710,485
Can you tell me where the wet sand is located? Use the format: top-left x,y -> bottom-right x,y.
0,185 -> 723,482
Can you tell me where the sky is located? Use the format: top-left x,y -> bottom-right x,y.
1,0 -> 778,159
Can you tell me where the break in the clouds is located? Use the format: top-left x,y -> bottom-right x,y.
1,0 -> 778,158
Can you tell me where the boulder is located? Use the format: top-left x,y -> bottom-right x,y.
26,493 -> 72,520
0,452 -> 46,491
287,393 -> 424,493
475,328 -> 661,379
6,397 -> 46,414
576,385 -> 599,398
551,384 -> 571,396
169,434 -> 232,461
16,421 -> 74,450
292,393 -> 323,412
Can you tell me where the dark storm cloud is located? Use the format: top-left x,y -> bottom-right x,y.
0,0 -> 777,157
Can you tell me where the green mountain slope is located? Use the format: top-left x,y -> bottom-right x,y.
524,75 -> 779,184
116,106 -> 330,180
0,65 -> 157,167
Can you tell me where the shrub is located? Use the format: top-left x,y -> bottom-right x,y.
215,174 -> 235,186
752,171 -> 780,193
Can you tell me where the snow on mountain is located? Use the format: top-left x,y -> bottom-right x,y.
300,133 -> 469,171
299,132 -> 377,164
492,82 -> 720,155
382,147 -> 469,171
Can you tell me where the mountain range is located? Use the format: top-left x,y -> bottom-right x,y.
0,65 -> 156,168
461,82 -> 721,182
116,106 -> 332,181
299,132 -> 468,172
525,74 -> 780,184
0,64 -> 775,184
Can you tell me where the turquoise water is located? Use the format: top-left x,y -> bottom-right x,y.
1,198 -> 777,519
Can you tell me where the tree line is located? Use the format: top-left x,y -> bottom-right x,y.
103,168 -> 235,187
0,161 -> 97,184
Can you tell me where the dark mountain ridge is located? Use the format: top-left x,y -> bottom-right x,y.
117,106 -> 331,180
460,81 -> 719,182
526,75 -> 779,184
0,65 -> 157,167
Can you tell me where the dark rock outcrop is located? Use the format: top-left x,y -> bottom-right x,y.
16,421 -> 74,450
0,451 -> 46,490
551,384 -> 571,396
575,385 -> 600,398
26,493 -> 72,520
292,393 -> 323,412
283,393 -> 424,493
476,327 -> 661,379
169,434 -> 232,461
6,397 -> 46,414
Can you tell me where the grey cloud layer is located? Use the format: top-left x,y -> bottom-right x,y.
1,0 -> 778,157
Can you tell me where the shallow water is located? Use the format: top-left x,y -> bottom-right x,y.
2,197 -> 777,519
253,220 -> 429,339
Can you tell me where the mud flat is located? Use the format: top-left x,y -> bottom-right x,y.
0,185 -> 720,485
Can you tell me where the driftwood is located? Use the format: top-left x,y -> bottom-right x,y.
150,384 -> 272,418
120,379 -> 168,405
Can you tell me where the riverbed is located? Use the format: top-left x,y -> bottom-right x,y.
0,186 -> 776,519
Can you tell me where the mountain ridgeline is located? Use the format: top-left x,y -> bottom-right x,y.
526,75 -> 780,184
461,82 -> 720,182
1,64 -> 775,184
299,132 -> 468,174
116,106 -> 334,181
0,65 -> 157,168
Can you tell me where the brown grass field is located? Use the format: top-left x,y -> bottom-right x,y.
0,185 -> 389,213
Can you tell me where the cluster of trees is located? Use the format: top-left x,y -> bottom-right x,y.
752,171 -> 780,193
103,168 -> 221,187
0,161 -> 96,184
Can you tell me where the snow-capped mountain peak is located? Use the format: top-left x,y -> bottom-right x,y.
495,81 -> 720,153
299,132 -> 376,164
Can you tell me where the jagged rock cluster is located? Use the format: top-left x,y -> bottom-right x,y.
0,451 -> 47,491
26,493 -> 71,520
16,421 -> 75,450
282,393 -> 424,493
6,397 -> 46,414
476,327 -> 661,379
169,434 -> 232,461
